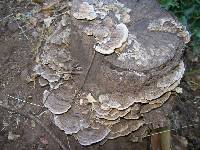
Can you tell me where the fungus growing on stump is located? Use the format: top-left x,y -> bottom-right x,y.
34,0 -> 190,146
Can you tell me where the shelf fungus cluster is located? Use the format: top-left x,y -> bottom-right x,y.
34,0 -> 190,146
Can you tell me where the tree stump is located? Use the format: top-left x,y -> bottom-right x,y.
34,0 -> 190,146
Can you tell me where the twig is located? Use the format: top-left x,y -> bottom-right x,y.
0,13 -> 13,22
72,50 -> 96,101
0,105 -> 68,150
15,19 -> 29,40
146,123 -> 199,137
8,95 -> 45,108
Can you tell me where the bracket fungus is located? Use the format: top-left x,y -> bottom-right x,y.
95,23 -> 129,54
34,0 -> 190,146
72,1 -> 97,20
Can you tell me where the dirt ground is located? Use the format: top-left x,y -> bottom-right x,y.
0,0 -> 200,150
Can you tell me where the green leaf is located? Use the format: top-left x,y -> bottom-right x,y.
159,0 -> 200,56
184,6 -> 195,17
180,15 -> 188,26
195,31 -> 200,38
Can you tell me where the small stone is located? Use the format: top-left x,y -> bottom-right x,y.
31,120 -> 36,128
8,132 -> 20,140
40,137 -> 48,145
44,17 -> 54,28
29,17 -> 38,27
174,87 -> 183,94
7,21 -> 18,32
31,31 -> 39,38
39,77 -> 49,87
61,15 -> 68,26
86,93 -> 97,104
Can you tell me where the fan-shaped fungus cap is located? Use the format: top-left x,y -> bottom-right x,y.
43,89 -> 73,114
107,119 -> 144,139
75,127 -> 111,146
54,112 -> 88,134
72,2 -> 97,20
95,23 -> 128,54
